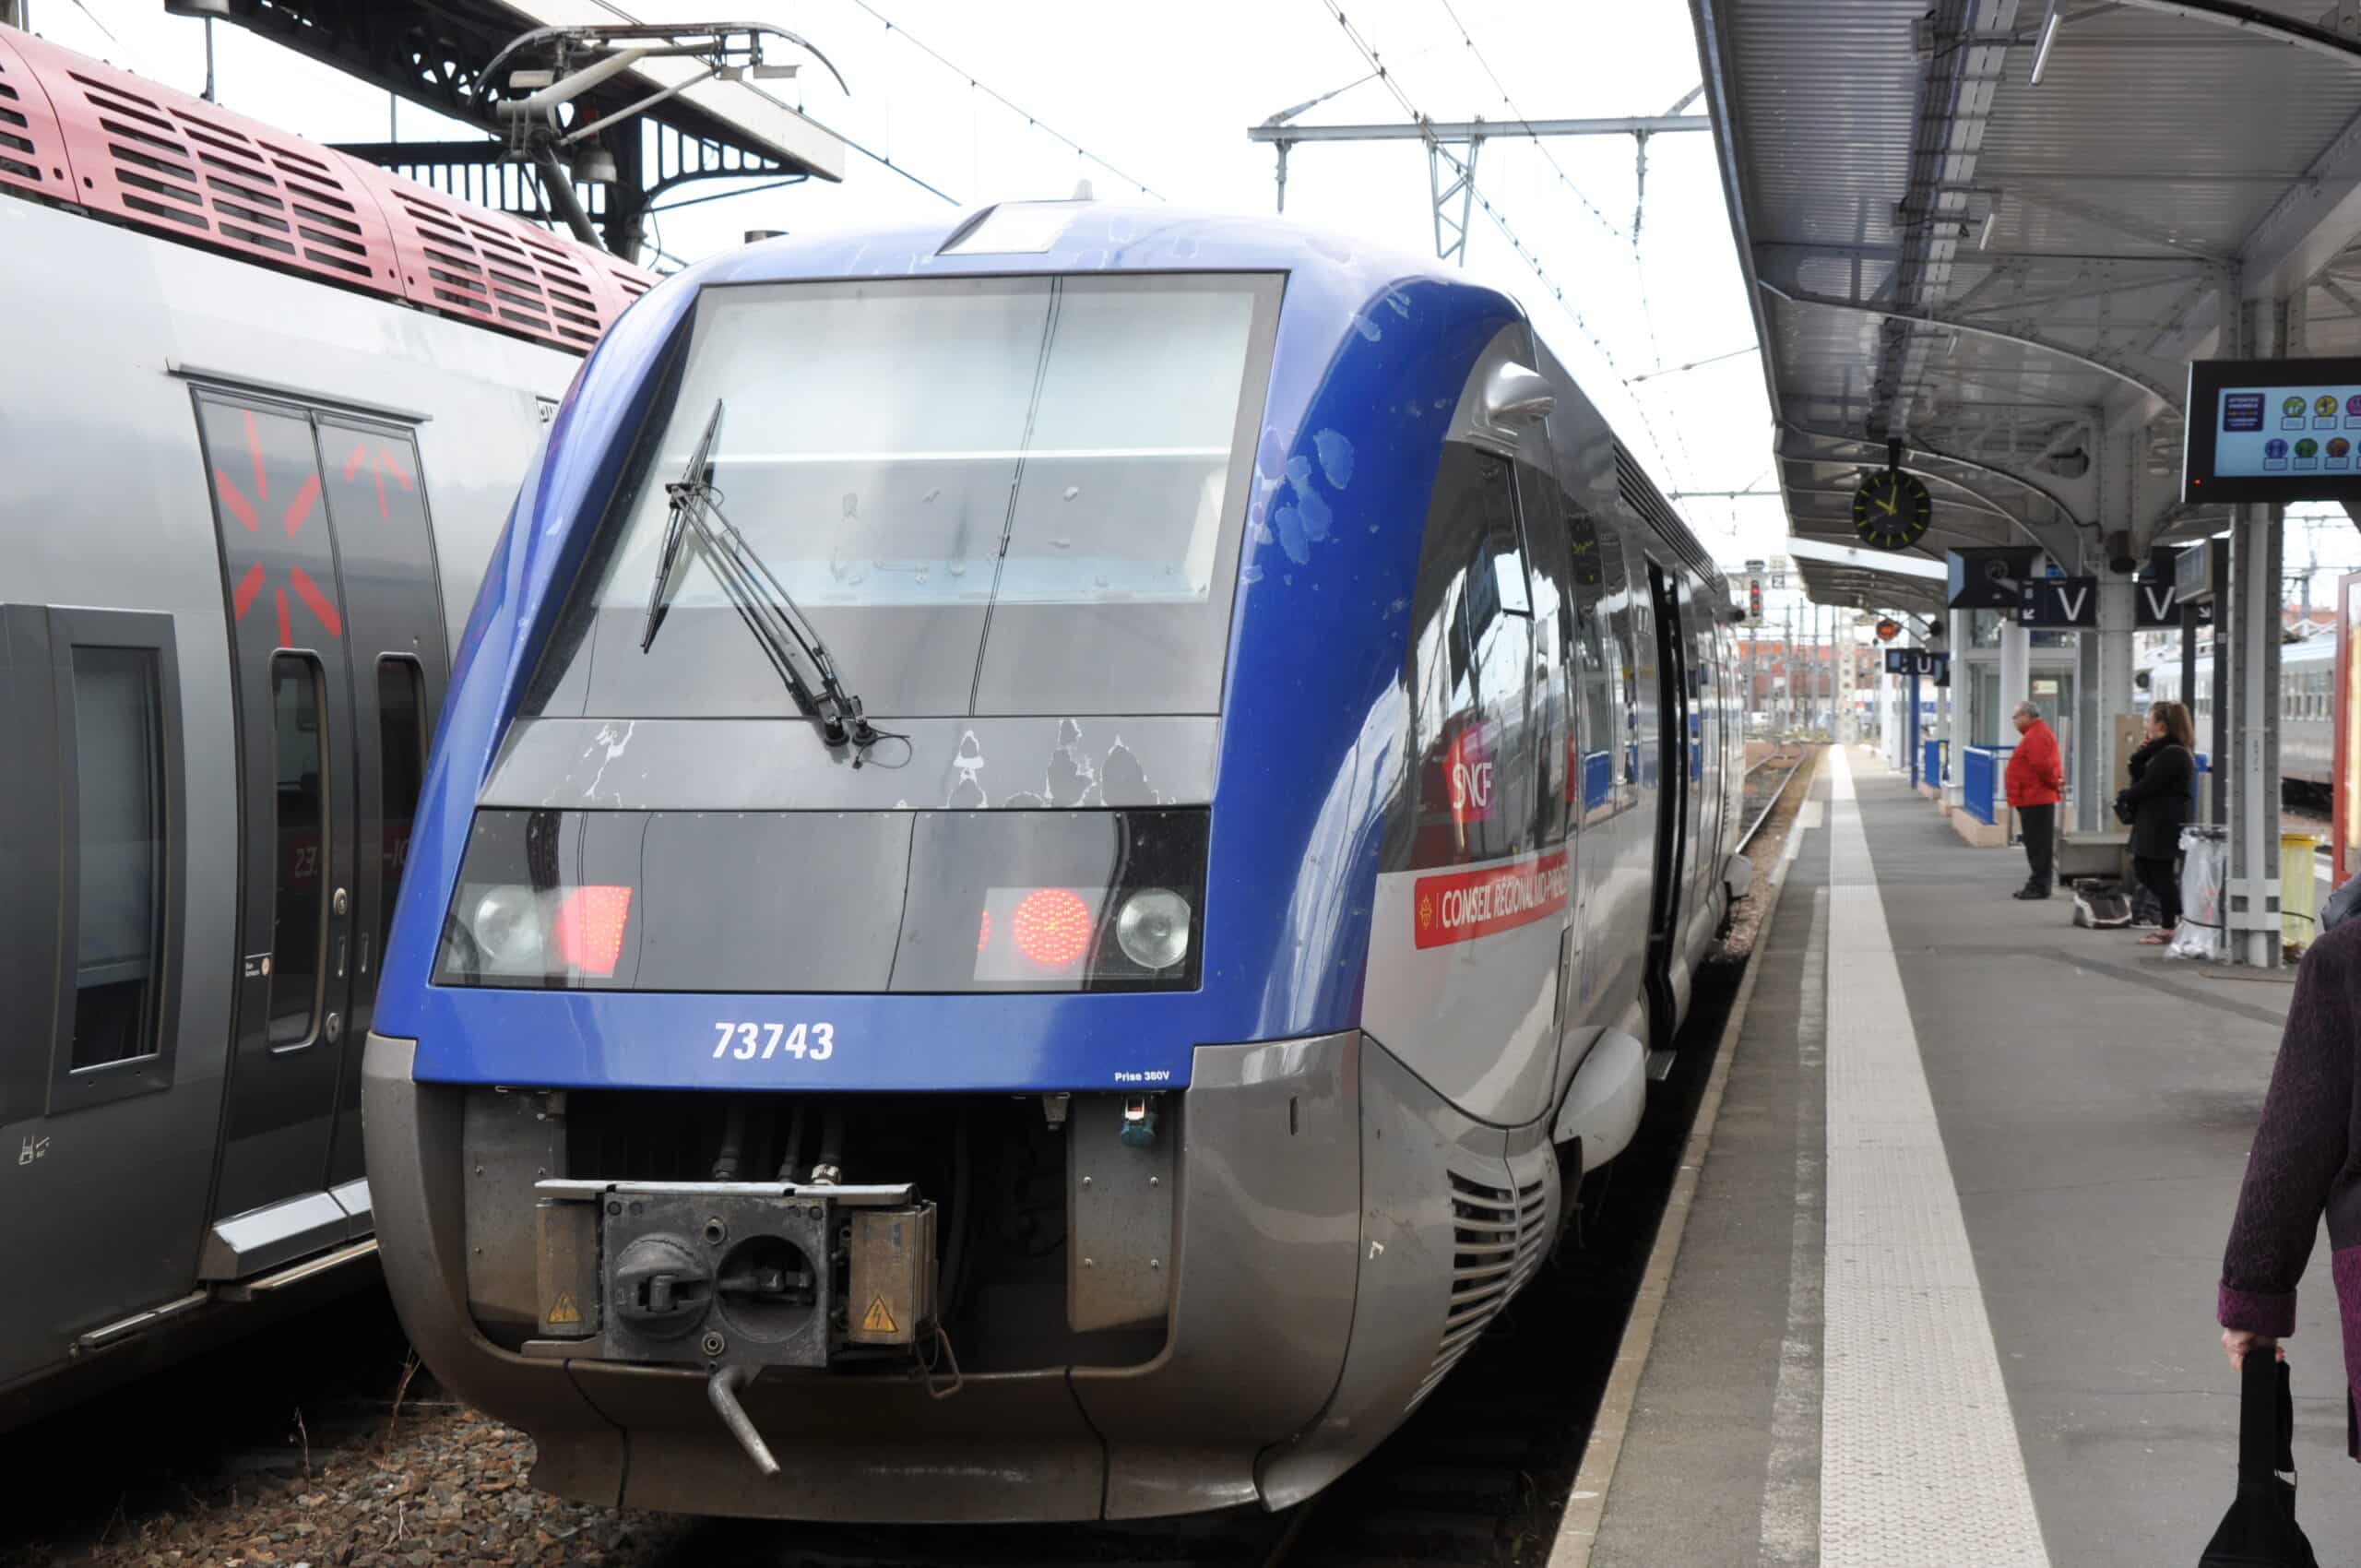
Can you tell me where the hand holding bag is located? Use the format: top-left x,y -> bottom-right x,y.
2197,1352 -> 2320,1567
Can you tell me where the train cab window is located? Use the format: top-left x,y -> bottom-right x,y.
67,647 -> 166,1071
1474,458 -> 1534,619
375,658 -> 427,967
268,654 -> 328,1047
528,272 -> 1282,721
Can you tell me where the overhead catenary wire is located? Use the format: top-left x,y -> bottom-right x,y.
1432,0 -> 1625,243
838,0 -> 1164,200
1311,0 -> 1683,488
1426,1 -> 1741,517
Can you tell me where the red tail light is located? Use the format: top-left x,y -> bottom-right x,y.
553,885 -> 634,976
1011,887 -> 1092,968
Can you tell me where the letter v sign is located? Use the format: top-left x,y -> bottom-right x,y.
2055,584 -> 2089,624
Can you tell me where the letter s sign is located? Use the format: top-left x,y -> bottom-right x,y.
1444,729 -> 1496,825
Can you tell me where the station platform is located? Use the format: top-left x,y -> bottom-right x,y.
1571,745 -> 2355,1566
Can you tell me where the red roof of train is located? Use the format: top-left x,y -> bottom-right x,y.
0,24 -> 654,355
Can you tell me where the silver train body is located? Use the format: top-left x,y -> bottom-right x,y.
2142,632 -> 2334,792
0,29 -> 641,1429
361,211 -> 1750,1520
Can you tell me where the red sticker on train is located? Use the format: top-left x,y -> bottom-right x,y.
1412,851 -> 1571,949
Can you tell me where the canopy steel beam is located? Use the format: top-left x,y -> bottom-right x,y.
1761,278 -> 2182,410
1245,116 -> 1708,144
2106,0 -> 2361,66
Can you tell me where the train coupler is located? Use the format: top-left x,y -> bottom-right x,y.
531,1178 -> 935,1372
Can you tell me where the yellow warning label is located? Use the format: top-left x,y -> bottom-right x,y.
546,1290 -> 582,1325
860,1295 -> 898,1335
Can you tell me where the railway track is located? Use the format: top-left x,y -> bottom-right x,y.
1739,745 -> 1811,852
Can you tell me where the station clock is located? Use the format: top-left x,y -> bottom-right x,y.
1851,469 -> 1933,551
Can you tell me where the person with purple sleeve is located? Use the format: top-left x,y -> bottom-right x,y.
2218,916 -> 2361,1456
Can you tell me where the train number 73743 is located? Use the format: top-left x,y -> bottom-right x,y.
712,1022 -> 836,1061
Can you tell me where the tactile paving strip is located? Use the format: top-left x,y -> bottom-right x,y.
1820,749 -> 2051,1566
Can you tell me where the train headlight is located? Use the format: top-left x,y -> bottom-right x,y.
469,885 -> 547,975
1114,887 -> 1192,972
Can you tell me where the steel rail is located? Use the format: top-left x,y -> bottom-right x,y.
1738,746 -> 1811,853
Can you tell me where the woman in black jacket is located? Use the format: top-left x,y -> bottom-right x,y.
2117,699 -> 2196,945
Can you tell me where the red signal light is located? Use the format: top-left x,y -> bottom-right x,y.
553,885 -> 634,976
978,908 -> 993,953
1011,887 -> 1093,968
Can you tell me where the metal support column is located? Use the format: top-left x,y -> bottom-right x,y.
1835,609 -> 1857,743
1898,660 -> 1916,784
2227,503 -> 2285,965
1999,614 -> 2031,729
1944,609 -> 1967,808
2076,615 -> 2102,831
2091,570 -> 2137,830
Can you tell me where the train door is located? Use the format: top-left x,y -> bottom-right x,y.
314,416 -> 447,1195
193,391 -> 445,1277
1643,561 -> 1691,1048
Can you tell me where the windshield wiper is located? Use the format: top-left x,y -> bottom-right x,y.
638,398 -> 880,749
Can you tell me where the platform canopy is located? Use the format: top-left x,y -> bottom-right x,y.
1788,536 -> 1952,616
191,0 -> 849,259
1692,0 -> 2361,610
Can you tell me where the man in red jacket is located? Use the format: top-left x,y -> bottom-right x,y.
2005,700 -> 2064,899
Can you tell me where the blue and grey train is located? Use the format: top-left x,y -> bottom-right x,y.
365,202 -> 1750,1522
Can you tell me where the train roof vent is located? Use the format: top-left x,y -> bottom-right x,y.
7,31 -> 401,291
1613,442 -> 1719,585
350,161 -> 622,354
609,263 -> 652,302
1410,1164 -> 1549,1409
0,31 -> 65,198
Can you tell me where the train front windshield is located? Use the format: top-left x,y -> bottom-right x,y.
527,272 -> 1282,721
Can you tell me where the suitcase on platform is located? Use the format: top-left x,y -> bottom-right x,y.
2072,878 -> 2133,929
2197,1353 -> 2319,1567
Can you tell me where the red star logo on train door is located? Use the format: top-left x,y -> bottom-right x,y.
341,437 -> 413,519
213,410 -> 339,648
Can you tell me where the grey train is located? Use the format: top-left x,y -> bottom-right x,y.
363,205 -> 1750,1520
2142,632 -> 2334,795
0,27 -> 646,1429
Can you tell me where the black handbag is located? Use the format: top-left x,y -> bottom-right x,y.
2198,1352 -> 2320,1567
2114,791 -> 2137,826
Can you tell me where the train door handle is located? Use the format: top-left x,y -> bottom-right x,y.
332,885 -> 350,917
335,933 -> 349,980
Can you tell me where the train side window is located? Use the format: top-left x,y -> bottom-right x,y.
18,606 -> 189,1115
374,657 -> 427,966
268,654 -> 329,1049
67,647 -> 168,1071
1385,444 -> 1539,872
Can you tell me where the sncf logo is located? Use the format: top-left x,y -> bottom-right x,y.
1445,728 -> 1496,824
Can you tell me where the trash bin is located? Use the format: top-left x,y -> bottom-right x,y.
2170,825 -> 2227,961
2284,832 -> 2319,950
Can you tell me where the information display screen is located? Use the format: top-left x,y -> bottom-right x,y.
2185,357 -> 2361,503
